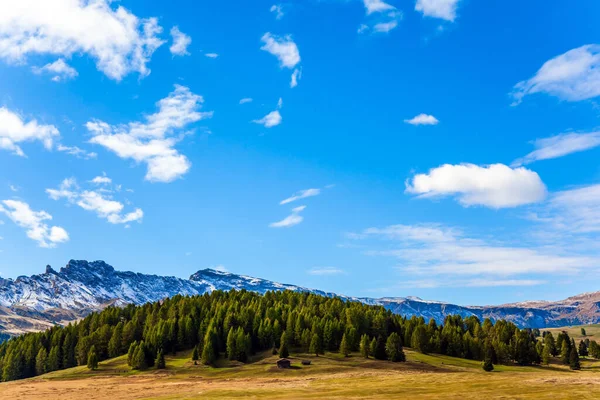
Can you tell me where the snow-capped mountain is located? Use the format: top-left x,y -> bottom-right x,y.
1,260 -> 599,337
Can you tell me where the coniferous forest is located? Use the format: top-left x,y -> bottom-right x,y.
0,289 -> 596,382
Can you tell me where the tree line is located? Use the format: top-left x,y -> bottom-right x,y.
0,289 -> 596,381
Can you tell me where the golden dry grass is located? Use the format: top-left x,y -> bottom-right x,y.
2,349 -> 600,399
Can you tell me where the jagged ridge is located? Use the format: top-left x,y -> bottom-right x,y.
0,260 -> 599,337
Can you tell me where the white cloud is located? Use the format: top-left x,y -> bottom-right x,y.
308,267 -> 344,276
90,175 -> 112,185
373,20 -> 399,33
280,188 -> 320,205
0,0 -> 164,80
398,278 -> 546,289
512,45 -> 600,104
513,131 -> 600,166
364,0 -> 395,15
0,107 -> 59,157
270,205 -> 306,228
253,110 -> 282,128
32,58 -> 78,82
57,144 -> 97,159
405,163 -> 547,208
355,223 -> 595,277
260,33 -> 300,69
46,178 -> 143,225
277,97 -> 283,109
9,185 -> 18,192
213,265 -> 228,272
270,4 -> 284,20
0,199 -> 69,248
169,26 -> 191,56
239,98 -> 253,104
205,53 -> 218,59
291,68 -> 301,88
536,184 -> 600,234
404,113 -> 439,125
88,85 -> 212,183
415,0 -> 460,21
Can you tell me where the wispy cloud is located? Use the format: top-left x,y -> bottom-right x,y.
0,107 -> 59,157
205,53 -> 218,59
308,267 -> 344,276
47,177 -> 143,225
32,58 -> 78,82
88,85 -> 212,183
405,163 -> 547,208
270,205 -> 306,228
270,4 -> 284,20
170,26 -> 191,56
57,144 -> 97,160
404,113 -> 439,125
253,110 -> 282,128
280,188 -> 321,205
512,131 -> 600,166
512,44 -> 600,104
0,199 -> 69,248
239,98 -> 253,105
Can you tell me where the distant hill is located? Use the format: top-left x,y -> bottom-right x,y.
1,259 -> 599,336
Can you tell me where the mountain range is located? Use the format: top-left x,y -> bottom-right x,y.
1,259 -> 599,338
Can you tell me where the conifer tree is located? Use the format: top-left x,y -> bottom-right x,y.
360,334 -> 370,358
309,334 -> 322,357
542,343 -> 552,365
47,346 -> 61,372
374,335 -> 387,360
87,345 -> 98,371
578,340 -> 588,357
482,358 -> 494,372
385,333 -> 405,362
279,331 -> 289,358
35,348 -> 48,376
155,349 -> 166,369
543,332 -> 557,357
560,339 -> 571,365
569,343 -> 581,370
192,345 -> 199,362
201,330 -> 216,365
339,333 -> 350,357
369,338 -> 377,358
227,328 -> 237,361
127,341 -> 138,367
108,322 -> 123,358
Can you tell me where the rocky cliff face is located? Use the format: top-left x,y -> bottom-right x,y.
1,259 -> 599,337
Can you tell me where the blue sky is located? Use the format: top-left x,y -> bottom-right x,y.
1,0 -> 600,306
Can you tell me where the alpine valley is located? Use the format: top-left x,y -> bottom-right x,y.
1,260 -> 599,339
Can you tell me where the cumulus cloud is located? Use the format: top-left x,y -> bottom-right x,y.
0,199 -> 69,248
88,85 -> 212,183
253,110 -> 282,128
354,223 -> 595,278
270,205 -> 306,228
169,26 -> 191,56
0,0 -> 165,80
513,131 -> 600,166
405,163 -> 547,208
270,4 -> 284,20
32,58 -> 78,82
415,0 -> 461,21
260,33 -> 300,69
360,1 -> 402,34
512,45 -> 600,104
57,144 -> 97,159
46,177 -> 143,225
280,188 -> 321,205
0,107 -> 59,157
404,113 -> 439,125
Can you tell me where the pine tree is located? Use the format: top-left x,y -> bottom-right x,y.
87,345 -> 98,371
339,333 -> 350,357
155,349 -> 166,369
309,334 -> 322,357
569,344 -> 581,370
369,338 -> 377,358
47,346 -> 61,372
578,340 -> 588,357
226,328 -> 237,361
360,334 -> 370,358
560,339 -> 571,365
201,330 -> 216,365
542,343 -> 552,365
108,322 -> 123,358
482,358 -> 494,372
482,341 -> 494,371
411,325 -> 429,354
127,341 -> 138,367
581,328 -> 587,337
279,331 -> 289,358
132,342 -> 148,370
192,345 -> 199,362
35,348 -> 48,376
385,333 -> 405,362
374,335 -> 387,360
235,329 -> 251,362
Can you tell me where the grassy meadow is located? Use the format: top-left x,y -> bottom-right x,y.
2,346 -> 600,399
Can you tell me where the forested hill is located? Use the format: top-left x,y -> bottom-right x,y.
1,289 -> 593,382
